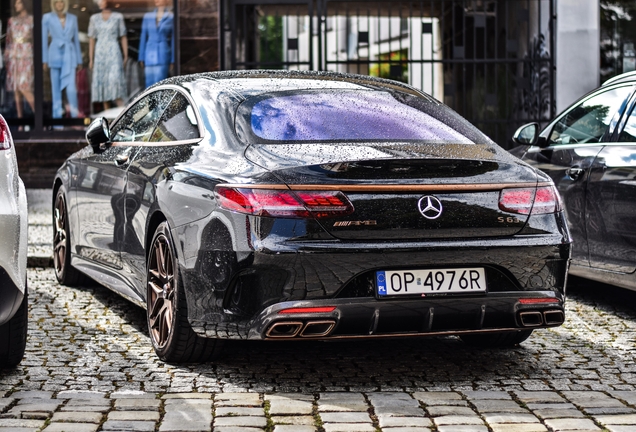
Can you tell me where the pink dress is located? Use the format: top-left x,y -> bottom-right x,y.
5,14 -> 34,93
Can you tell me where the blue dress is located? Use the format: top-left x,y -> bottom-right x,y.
138,9 -> 174,87
88,12 -> 127,102
42,11 -> 81,91
42,12 -> 81,118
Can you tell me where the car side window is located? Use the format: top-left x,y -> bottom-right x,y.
111,90 -> 176,142
150,92 -> 200,142
618,104 -> 636,142
548,86 -> 632,145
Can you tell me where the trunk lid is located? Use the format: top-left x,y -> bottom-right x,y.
244,143 -> 539,240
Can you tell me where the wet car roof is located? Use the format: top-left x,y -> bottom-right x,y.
159,70 -> 436,101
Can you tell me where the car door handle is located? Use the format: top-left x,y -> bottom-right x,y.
566,167 -> 584,180
115,153 -> 130,165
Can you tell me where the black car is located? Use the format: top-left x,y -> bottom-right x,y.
53,70 -> 571,363
512,71 -> 636,291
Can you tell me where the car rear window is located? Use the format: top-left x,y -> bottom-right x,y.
235,90 -> 489,144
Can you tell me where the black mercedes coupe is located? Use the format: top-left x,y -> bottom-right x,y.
53,71 -> 572,363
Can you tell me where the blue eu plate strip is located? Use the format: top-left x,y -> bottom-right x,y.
376,271 -> 387,296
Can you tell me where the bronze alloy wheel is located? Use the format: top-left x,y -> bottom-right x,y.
53,192 -> 69,281
145,222 -> 223,363
52,188 -> 86,286
147,230 -> 176,350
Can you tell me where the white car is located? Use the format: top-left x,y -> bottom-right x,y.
0,115 -> 28,367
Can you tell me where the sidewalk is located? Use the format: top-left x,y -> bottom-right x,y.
26,188 -> 53,268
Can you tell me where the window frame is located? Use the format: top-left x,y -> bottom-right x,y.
610,86 -> 636,143
150,91 -> 202,142
545,84 -> 634,147
109,84 -> 204,146
110,89 -> 176,143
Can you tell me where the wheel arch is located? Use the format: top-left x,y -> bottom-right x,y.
145,210 -> 168,263
52,176 -> 62,190
52,178 -> 63,209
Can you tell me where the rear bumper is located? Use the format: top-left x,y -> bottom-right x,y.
190,292 -> 565,341
179,229 -> 570,340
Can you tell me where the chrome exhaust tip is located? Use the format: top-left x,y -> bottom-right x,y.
543,310 -> 565,326
266,321 -> 303,338
519,311 -> 544,327
300,320 -> 336,338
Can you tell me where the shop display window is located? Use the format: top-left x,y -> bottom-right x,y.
1,0 -> 35,127
0,0 -> 175,132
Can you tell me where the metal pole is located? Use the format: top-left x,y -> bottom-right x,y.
33,0 -> 43,134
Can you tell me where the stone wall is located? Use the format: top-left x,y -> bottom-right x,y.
15,140 -> 86,189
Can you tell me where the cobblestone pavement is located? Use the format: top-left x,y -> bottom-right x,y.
3,190 -> 636,431
1,269 -> 636,431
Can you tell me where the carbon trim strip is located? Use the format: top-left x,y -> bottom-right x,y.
264,326 -> 547,341
220,182 -> 551,192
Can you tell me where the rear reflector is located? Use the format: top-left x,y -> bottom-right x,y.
519,298 -> 560,304
215,187 -> 354,218
0,116 -> 11,150
278,306 -> 337,314
499,185 -> 562,215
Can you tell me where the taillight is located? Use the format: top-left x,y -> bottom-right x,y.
0,116 -> 11,150
215,187 -> 354,218
499,185 -> 562,215
533,186 -> 563,214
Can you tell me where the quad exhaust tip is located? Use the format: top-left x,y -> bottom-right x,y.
519,309 -> 565,327
266,320 -> 336,339
519,311 -> 544,327
300,320 -> 336,337
266,321 -> 303,338
543,310 -> 565,326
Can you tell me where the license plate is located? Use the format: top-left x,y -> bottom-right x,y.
376,268 -> 487,296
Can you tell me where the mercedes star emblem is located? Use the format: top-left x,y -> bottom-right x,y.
417,195 -> 443,220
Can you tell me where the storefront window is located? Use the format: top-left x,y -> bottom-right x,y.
2,0 -> 35,128
0,0 -> 176,132
39,0 -> 174,129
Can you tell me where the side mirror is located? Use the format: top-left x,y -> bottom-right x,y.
86,117 -> 110,151
512,123 -> 539,146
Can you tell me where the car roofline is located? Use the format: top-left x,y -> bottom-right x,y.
157,70 -> 439,102
602,70 -> 636,87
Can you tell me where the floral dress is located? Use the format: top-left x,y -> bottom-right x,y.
5,14 -> 34,93
88,12 -> 127,102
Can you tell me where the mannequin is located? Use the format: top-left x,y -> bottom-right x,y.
88,0 -> 128,109
5,0 -> 35,119
138,0 -> 174,87
42,0 -> 82,118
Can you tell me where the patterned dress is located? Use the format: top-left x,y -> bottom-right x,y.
5,14 -> 34,93
88,12 -> 127,102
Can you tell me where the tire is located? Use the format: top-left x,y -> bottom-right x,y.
0,287 -> 28,368
146,221 -> 223,363
460,329 -> 534,348
53,187 -> 88,286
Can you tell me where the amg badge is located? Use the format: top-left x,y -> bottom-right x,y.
333,220 -> 377,227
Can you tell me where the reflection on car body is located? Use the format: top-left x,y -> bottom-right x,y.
513,71 -> 636,289
54,71 -> 572,363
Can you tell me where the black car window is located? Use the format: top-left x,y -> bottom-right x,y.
618,101 -> 636,142
111,90 -> 175,142
150,92 -> 200,142
548,86 -> 632,145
